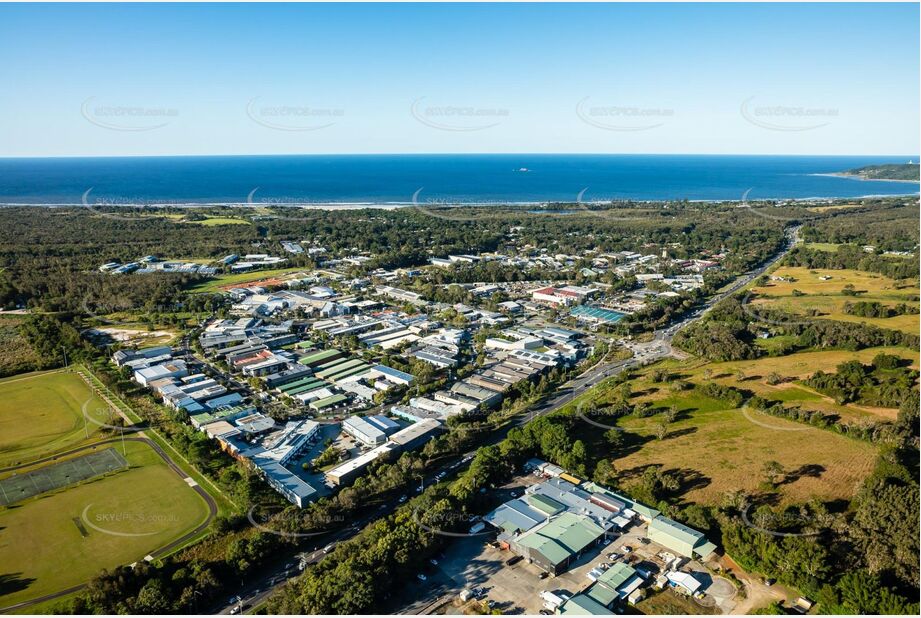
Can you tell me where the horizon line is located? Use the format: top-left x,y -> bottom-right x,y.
0,152 -> 918,160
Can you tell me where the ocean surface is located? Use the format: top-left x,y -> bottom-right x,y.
0,154 -> 917,205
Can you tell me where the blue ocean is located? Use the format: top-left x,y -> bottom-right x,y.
0,154 -> 916,205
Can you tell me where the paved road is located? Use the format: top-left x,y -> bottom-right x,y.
0,436 -> 218,614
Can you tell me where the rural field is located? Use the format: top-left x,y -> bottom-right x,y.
0,440 -> 212,610
0,370 -> 112,467
749,266 -> 920,334
612,403 -> 878,506
565,343 -> 912,507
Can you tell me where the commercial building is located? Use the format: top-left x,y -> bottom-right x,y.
342,415 -> 400,447
325,443 -> 399,486
647,516 -> 717,559
112,345 -> 173,367
388,418 -> 442,451
510,512 -> 605,575
134,360 -> 189,386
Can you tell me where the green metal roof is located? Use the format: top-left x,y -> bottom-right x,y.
316,356 -> 354,371
597,562 -> 637,591
316,358 -> 365,378
648,516 -> 706,557
278,376 -> 324,393
527,493 -> 566,516
286,382 -> 328,397
559,594 -> 612,616
519,535 -> 571,565
310,393 -> 348,410
696,540 -> 718,558
586,583 -> 618,608
518,512 -> 603,567
298,348 -> 342,366
325,363 -> 371,382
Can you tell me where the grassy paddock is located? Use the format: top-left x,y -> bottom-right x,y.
612,405 -> 877,506
750,267 -> 919,334
0,440 -> 211,609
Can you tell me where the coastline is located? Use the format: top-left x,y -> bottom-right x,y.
811,172 -> 920,184
1,191 -> 918,210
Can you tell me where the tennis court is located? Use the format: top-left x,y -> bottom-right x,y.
0,447 -> 128,506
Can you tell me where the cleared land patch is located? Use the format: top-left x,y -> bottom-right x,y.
188,267 -> 308,293
612,405 -> 877,506
0,370 -> 112,467
0,440 -> 211,608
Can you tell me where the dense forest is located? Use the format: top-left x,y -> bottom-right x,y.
0,201 -> 789,312
786,245 -> 919,280
799,200 -> 920,252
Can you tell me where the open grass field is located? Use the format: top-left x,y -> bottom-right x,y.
188,266 -> 309,293
0,440 -> 211,609
135,213 -> 251,226
612,404 -> 877,506
0,370 -> 112,467
183,216 -> 251,226
750,267 -> 920,334
562,345 -> 912,507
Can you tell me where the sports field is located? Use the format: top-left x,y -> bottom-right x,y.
0,370 -> 113,467
0,440 -> 211,609
750,267 -> 920,334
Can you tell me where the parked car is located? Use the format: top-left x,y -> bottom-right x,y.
398,495 -> 408,503
416,573 -> 427,581
430,558 -> 439,566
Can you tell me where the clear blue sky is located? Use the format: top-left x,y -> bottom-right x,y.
0,2 -> 917,156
